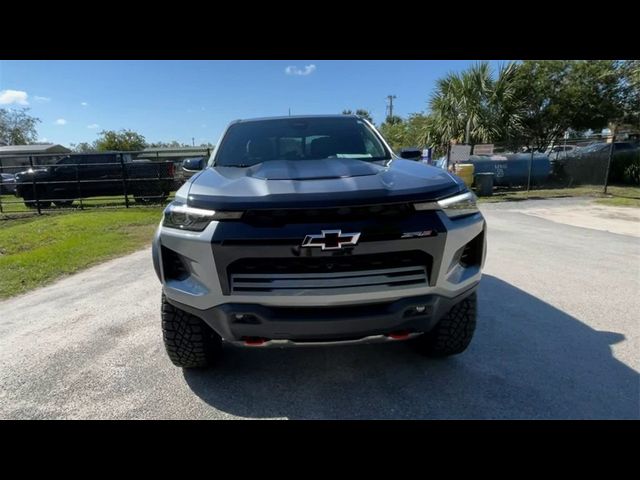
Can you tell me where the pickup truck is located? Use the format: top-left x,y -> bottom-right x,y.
14,153 -> 175,208
153,115 -> 486,368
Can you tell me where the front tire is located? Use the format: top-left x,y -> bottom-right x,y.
23,199 -> 52,209
161,294 -> 222,368
413,292 -> 477,357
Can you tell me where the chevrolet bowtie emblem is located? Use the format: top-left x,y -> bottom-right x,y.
301,230 -> 361,251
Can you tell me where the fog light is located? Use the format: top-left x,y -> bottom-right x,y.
235,314 -> 245,320
415,306 -> 426,313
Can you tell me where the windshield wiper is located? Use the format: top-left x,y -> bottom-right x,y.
218,163 -> 262,168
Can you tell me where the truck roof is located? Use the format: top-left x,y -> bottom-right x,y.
231,114 -> 360,124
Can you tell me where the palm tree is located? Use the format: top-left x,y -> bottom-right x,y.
426,61 -> 521,148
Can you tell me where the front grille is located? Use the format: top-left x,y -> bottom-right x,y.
242,203 -> 415,226
228,251 -> 431,295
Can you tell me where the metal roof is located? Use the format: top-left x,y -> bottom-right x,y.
141,147 -> 210,152
233,114 -> 358,123
0,144 -> 71,155
137,147 -> 211,158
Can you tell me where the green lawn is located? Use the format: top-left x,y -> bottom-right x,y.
476,185 -> 640,207
1,193 -> 175,215
0,208 -> 163,299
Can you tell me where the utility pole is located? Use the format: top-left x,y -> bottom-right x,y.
192,137 -> 195,147
603,125 -> 617,194
288,108 -> 291,116
386,95 -> 396,120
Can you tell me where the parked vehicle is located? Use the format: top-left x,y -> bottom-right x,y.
14,153 -> 174,208
545,144 -> 577,160
153,115 -> 486,368
556,141 -> 640,185
181,156 -> 207,180
0,173 -> 16,194
571,142 -> 636,158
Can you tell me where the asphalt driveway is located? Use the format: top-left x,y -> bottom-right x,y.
1,197 -> 638,419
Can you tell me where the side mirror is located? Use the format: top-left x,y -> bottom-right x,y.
399,147 -> 423,160
182,157 -> 206,172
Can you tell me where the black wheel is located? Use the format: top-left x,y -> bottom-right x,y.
54,200 -> 74,208
413,293 -> 477,357
161,294 -> 222,368
22,189 -> 52,209
134,193 -> 166,205
134,196 -> 151,205
23,198 -> 52,209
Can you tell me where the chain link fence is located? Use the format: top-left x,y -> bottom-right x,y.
0,149 -> 211,217
431,135 -> 640,195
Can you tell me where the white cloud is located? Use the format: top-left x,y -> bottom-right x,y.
0,89 -> 29,105
81,102 -> 88,107
87,123 -> 100,129
285,64 -> 317,76
54,118 -> 67,125
33,95 -> 51,102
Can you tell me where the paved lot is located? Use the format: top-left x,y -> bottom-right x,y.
1,197 -> 638,419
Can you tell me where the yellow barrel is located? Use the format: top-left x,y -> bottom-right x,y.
454,163 -> 475,187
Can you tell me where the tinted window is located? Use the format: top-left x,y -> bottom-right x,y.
56,156 -> 74,165
214,117 -> 390,167
614,143 -> 633,151
86,154 -> 118,164
582,143 -> 608,153
56,154 -> 118,165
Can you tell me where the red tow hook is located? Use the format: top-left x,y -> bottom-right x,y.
387,331 -> 411,340
243,337 -> 268,346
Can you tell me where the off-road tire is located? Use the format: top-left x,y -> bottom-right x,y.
23,199 -> 52,209
134,193 -> 167,205
413,292 -> 477,357
161,294 -> 222,368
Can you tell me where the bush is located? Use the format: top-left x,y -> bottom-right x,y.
624,159 -> 640,185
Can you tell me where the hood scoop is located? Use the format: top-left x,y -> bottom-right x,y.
245,159 -> 382,180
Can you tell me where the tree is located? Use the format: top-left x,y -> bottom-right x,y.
342,109 -> 374,124
385,115 -> 403,125
508,60 -> 624,151
378,116 -> 405,151
94,129 -> 147,151
427,61 -> 520,148
0,107 -> 41,145
148,140 -> 191,148
617,60 -> 640,128
71,142 -> 97,153
379,113 -> 433,152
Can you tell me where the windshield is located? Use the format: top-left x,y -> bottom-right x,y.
213,117 -> 391,167
581,143 -> 608,153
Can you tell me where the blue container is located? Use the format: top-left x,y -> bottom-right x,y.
464,153 -> 551,187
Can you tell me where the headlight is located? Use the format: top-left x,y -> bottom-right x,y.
163,204 -> 242,231
414,191 -> 479,219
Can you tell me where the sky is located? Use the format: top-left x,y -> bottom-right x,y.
0,60 -> 506,147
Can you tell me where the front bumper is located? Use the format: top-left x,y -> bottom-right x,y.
154,209 -> 486,310
164,284 -> 478,344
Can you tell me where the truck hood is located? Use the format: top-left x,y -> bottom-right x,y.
185,158 -> 463,210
